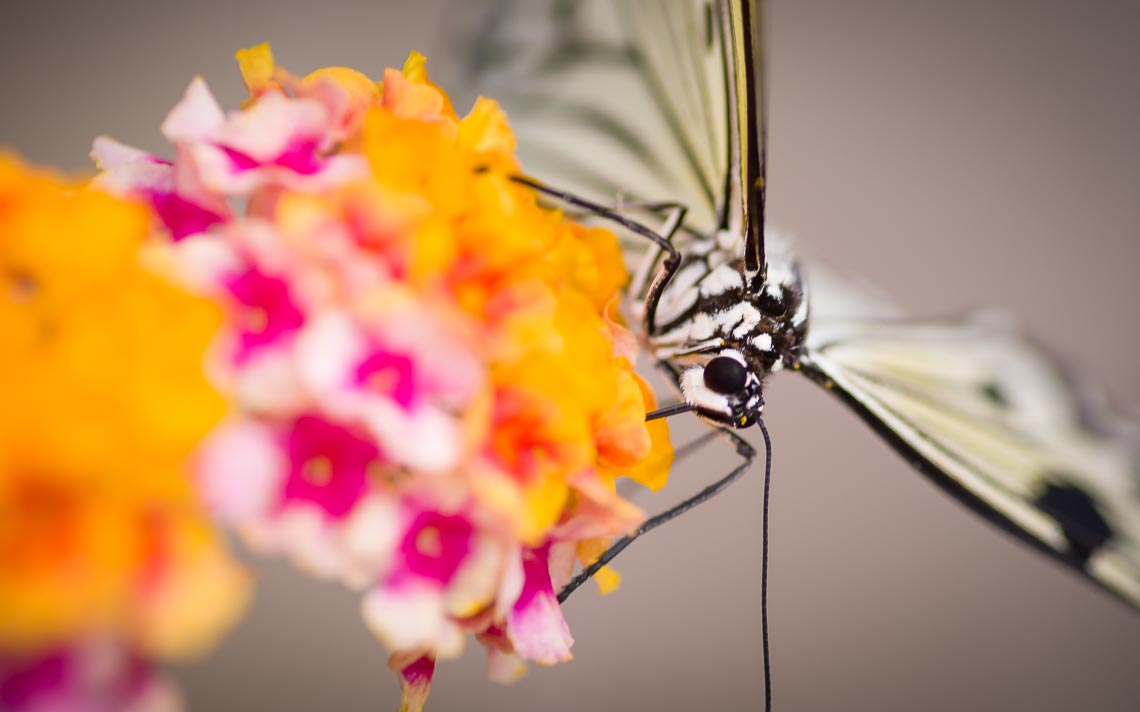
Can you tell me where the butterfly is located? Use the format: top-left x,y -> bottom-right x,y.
463,0 -> 1140,705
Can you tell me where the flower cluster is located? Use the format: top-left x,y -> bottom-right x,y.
94,46 -> 672,709
0,157 -> 249,710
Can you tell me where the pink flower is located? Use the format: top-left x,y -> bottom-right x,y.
91,136 -> 231,242
392,511 -> 473,585
193,413 -> 390,583
92,74 -> 369,244
223,264 -> 305,364
162,78 -> 368,202
355,350 -> 417,409
295,310 -> 479,472
193,417 -> 285,525
362,501 -> 502,658
0,643 -> 182,712
282,415 -> 381,519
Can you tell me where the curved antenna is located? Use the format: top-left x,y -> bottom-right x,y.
757,416 -> 774,712
557,415 -> 775,712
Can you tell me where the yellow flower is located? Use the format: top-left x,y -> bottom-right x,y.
236,41 -> 380,141
235,42 -> 280,98
545,222 -> 630,312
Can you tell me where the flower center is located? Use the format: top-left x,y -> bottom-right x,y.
415,526 -> 442,558
366,365 -> 401,395
6,271 -> 37,303
301,455 -> 333,486
245,306 -> 269,334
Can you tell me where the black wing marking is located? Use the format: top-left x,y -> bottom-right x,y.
800,316 -> 1140,608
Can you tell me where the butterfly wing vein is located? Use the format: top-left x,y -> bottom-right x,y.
804,318 -> 1140,607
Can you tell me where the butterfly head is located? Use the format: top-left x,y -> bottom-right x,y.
680,349 -> 765,428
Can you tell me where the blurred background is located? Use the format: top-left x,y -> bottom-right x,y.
2,0 -> 1139,710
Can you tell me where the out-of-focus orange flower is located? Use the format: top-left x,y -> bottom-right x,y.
0,156 -> 248,659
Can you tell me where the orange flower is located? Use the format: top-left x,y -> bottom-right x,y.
0,156 -> 248,658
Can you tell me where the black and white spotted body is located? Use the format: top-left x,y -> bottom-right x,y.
637,230 -> 809,428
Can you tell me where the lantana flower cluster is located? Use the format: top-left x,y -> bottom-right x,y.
0,157 -> 249,711
94,46 -> 673,709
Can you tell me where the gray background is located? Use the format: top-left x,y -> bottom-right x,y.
3,1 -> 1139,710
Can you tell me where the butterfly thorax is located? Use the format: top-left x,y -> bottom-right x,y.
646,233 -> 809,427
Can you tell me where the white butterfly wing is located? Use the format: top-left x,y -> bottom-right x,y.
464,0 -> 730,239
802,315 -> 1140,607
462,1 -> 1140,609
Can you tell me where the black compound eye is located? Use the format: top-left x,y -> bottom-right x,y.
703,356 -> 748,394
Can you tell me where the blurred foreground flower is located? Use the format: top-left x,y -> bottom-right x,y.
94,45 -> 673,710
0,157 -> 250,710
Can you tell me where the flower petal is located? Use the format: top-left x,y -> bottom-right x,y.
161,77 -> 225,143
339,494 -> 400,589
193,417 -> 285,524
362,582 -> 463,657
91,136 -> 165,170
393,655 -> 434,712
213,92 -> 328,164
506,545 -> 572,665
235,43 -> 279,99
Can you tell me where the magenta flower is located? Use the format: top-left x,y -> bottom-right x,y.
92,75 -> 368,244
393,510 -> 473,585
355,350 -> 417,410
91,137 -> 231,242
282,415 -> 381,518
294,310 -> 479,472
162,78 -> 368,200
0,644 -> 181,712
224,265 -> 306,363
361,500 -> 503,658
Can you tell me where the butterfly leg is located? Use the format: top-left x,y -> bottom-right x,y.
534,194 -> 688,307
614,427 -> 719,501
558,424 -> 755,603
509,175 -> 687,339
557,196 -> 684,223
625,202 -> 688,308
582,197 -> 688,326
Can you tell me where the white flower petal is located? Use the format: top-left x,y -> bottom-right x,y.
161,77 -> 225,142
